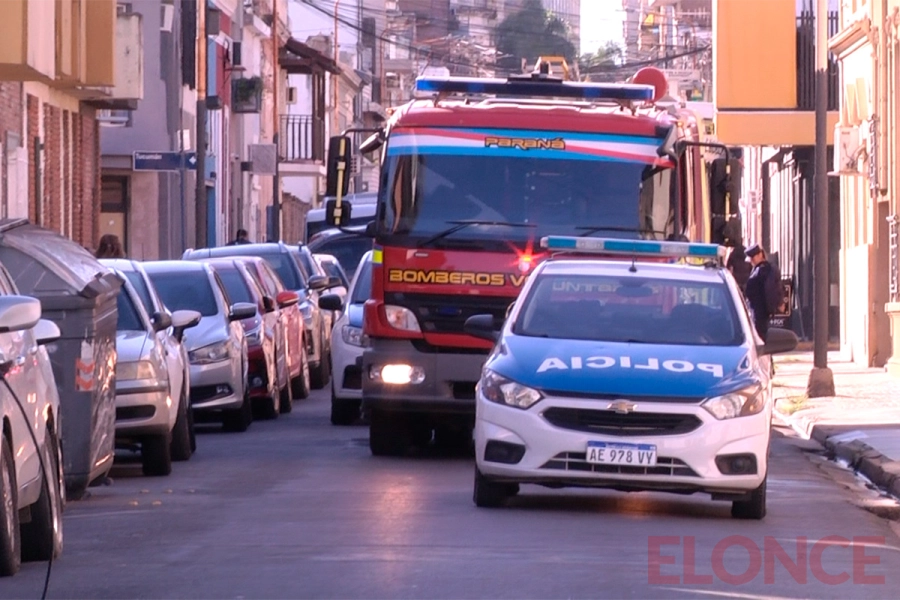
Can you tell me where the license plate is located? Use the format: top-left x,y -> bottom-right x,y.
586,442 -> 657,466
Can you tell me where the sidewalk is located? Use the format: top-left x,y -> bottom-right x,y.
773,350 -> 900,498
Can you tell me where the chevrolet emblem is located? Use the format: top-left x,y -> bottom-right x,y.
608,400 -> 637,414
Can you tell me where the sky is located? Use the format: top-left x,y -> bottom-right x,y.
580,0 -> 625,55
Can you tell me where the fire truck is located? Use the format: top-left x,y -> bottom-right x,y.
323,61 -> 741,456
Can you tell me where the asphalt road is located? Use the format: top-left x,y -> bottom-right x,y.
4,389 -> 900,599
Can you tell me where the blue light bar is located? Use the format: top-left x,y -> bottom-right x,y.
415,76 -> 655,102
539,236 -> 726,261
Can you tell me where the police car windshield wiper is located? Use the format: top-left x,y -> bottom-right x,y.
576,226 -> 667,238
418,220 -> 536,248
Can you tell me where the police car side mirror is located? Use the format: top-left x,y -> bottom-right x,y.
465,314 -> 500,342
758,327 -> 798,356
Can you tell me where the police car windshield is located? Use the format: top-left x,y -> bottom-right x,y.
377,135 -> 673,246
514,274 -> 744,346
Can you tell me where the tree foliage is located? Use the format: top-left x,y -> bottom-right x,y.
579,41 -> 624,73
496,0 -> 577,71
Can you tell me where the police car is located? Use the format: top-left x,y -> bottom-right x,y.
463,236 -> 798,519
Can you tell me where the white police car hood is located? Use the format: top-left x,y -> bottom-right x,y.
489,335 -> 757,398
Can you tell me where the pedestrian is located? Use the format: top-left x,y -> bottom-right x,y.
228,228 -> 251,245
726,241 -> 752,292
95,234 -> 125,259
744,243 -> 782,340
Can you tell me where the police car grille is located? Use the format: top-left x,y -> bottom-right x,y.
541,453 -> 699,477
541,407 -> 702,436
386,293 -> 512,334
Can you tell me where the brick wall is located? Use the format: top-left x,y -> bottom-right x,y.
0,82 -> 22,217
77,107 -> 100,249
43,104 -> 61,234
26,95 -> 39,224
63,111 -> 71,238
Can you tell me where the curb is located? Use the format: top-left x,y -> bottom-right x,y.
775,407 -> 900,499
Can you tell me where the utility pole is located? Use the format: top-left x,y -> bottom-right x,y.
808,0 -> 835,397
333,0 -> 341,134
271,0 -> 281,241
195,1 -> 208,249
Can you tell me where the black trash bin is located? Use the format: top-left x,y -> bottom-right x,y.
0,219 -> 119,499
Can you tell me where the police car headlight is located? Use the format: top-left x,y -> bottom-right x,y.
702,385 -> 765,420
341,325 -> 368,347
478,370 -> 542,409
384,305 -> 421,332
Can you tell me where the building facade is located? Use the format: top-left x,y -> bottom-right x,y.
830,0 -> 900,372
0,0 -> 142,250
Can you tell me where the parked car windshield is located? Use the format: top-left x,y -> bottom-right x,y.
116,289 -> 144,332
350,259 -> 373,305
295,248 -> 318,279
123,271 -> 154,315
218,269 -> 254,304
259,253 -> 302,290
148,271 -> 219,317
309,235 -> 372,279
514,274 -> 744,346
319,260 -> 349,288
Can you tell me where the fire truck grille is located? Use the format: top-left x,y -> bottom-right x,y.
385,293 -> 513,335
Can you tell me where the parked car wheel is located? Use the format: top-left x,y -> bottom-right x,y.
258,386 -> 280,421
310,333 -> 331,390
188,404 -> 197,453
0,434 -> 20,577
291,344 -> 311,400
142,434 -> 173,477
21,428 -> 63,562
170,388 -> 193,462
732,476 -> 767,520
223,391 -> 253,433
330,386 -> 360,426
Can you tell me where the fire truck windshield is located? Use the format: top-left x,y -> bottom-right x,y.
376,128 -> 675,248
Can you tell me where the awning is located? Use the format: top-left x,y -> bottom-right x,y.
280,37 -> 342,75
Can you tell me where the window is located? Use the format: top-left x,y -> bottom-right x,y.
148,271 -> 219,317
350,258 -> 373,305
124,271 -> 154,316
514,274 -> 743,346
218,269 -> 254,305
116,289 -> 145,332
311,237 -> 373,279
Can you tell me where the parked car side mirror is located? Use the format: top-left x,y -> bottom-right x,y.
0,296 -> 41,334
318,293 -> 343,313
757,327 -> 799,356
229,302 -> 257,322
152,311 -> 173,332
262,296 -> 276,314
171,310 -> 202,343
34,319 -> 61,346
276,290 -> 299,308
464,314 -> 501,342
308,275 -> 329,291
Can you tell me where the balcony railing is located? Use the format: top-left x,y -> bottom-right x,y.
796,11 -> 839,111
279,114 -> 325,162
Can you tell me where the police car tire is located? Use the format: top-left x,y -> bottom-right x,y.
330,388 -> 359,426
731,477 -> 767,520
473,469 -> 514,508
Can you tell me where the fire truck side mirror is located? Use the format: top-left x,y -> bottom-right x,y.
326,135 -> 352,199
325,199 -> 353,228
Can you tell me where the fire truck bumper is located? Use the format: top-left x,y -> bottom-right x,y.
361,339 -> 489,414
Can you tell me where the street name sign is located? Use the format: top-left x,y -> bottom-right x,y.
133,151 -> 198,171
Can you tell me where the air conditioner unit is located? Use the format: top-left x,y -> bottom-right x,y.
831,124 -> 865,176
160,4 -> 175,32
286,87 -> 298,105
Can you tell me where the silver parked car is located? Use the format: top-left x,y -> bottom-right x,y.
100,258 -> 201,457
0,291 -> 65,576
110,273 -> 200,476
143,261 -> 256,432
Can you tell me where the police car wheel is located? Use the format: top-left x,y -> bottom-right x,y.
473,468 -> 516,508
731,476 -> 767,520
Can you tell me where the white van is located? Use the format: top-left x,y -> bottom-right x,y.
305,193 -> 377,241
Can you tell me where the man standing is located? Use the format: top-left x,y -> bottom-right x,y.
744,244 -> 781,340
726,241 -> 753,292
228,229 -> 251,245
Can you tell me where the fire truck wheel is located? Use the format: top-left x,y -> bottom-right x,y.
369,410 -> 408,457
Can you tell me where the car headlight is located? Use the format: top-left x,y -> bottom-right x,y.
341,325 -> 368,347
117,360 -> 158,381
478,369 -> 542,409
299,301 -> 314,321
245,327 -> 262,345
702,385 -> 765,420
384,305 -> 420,332
189,340 -> 231,364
